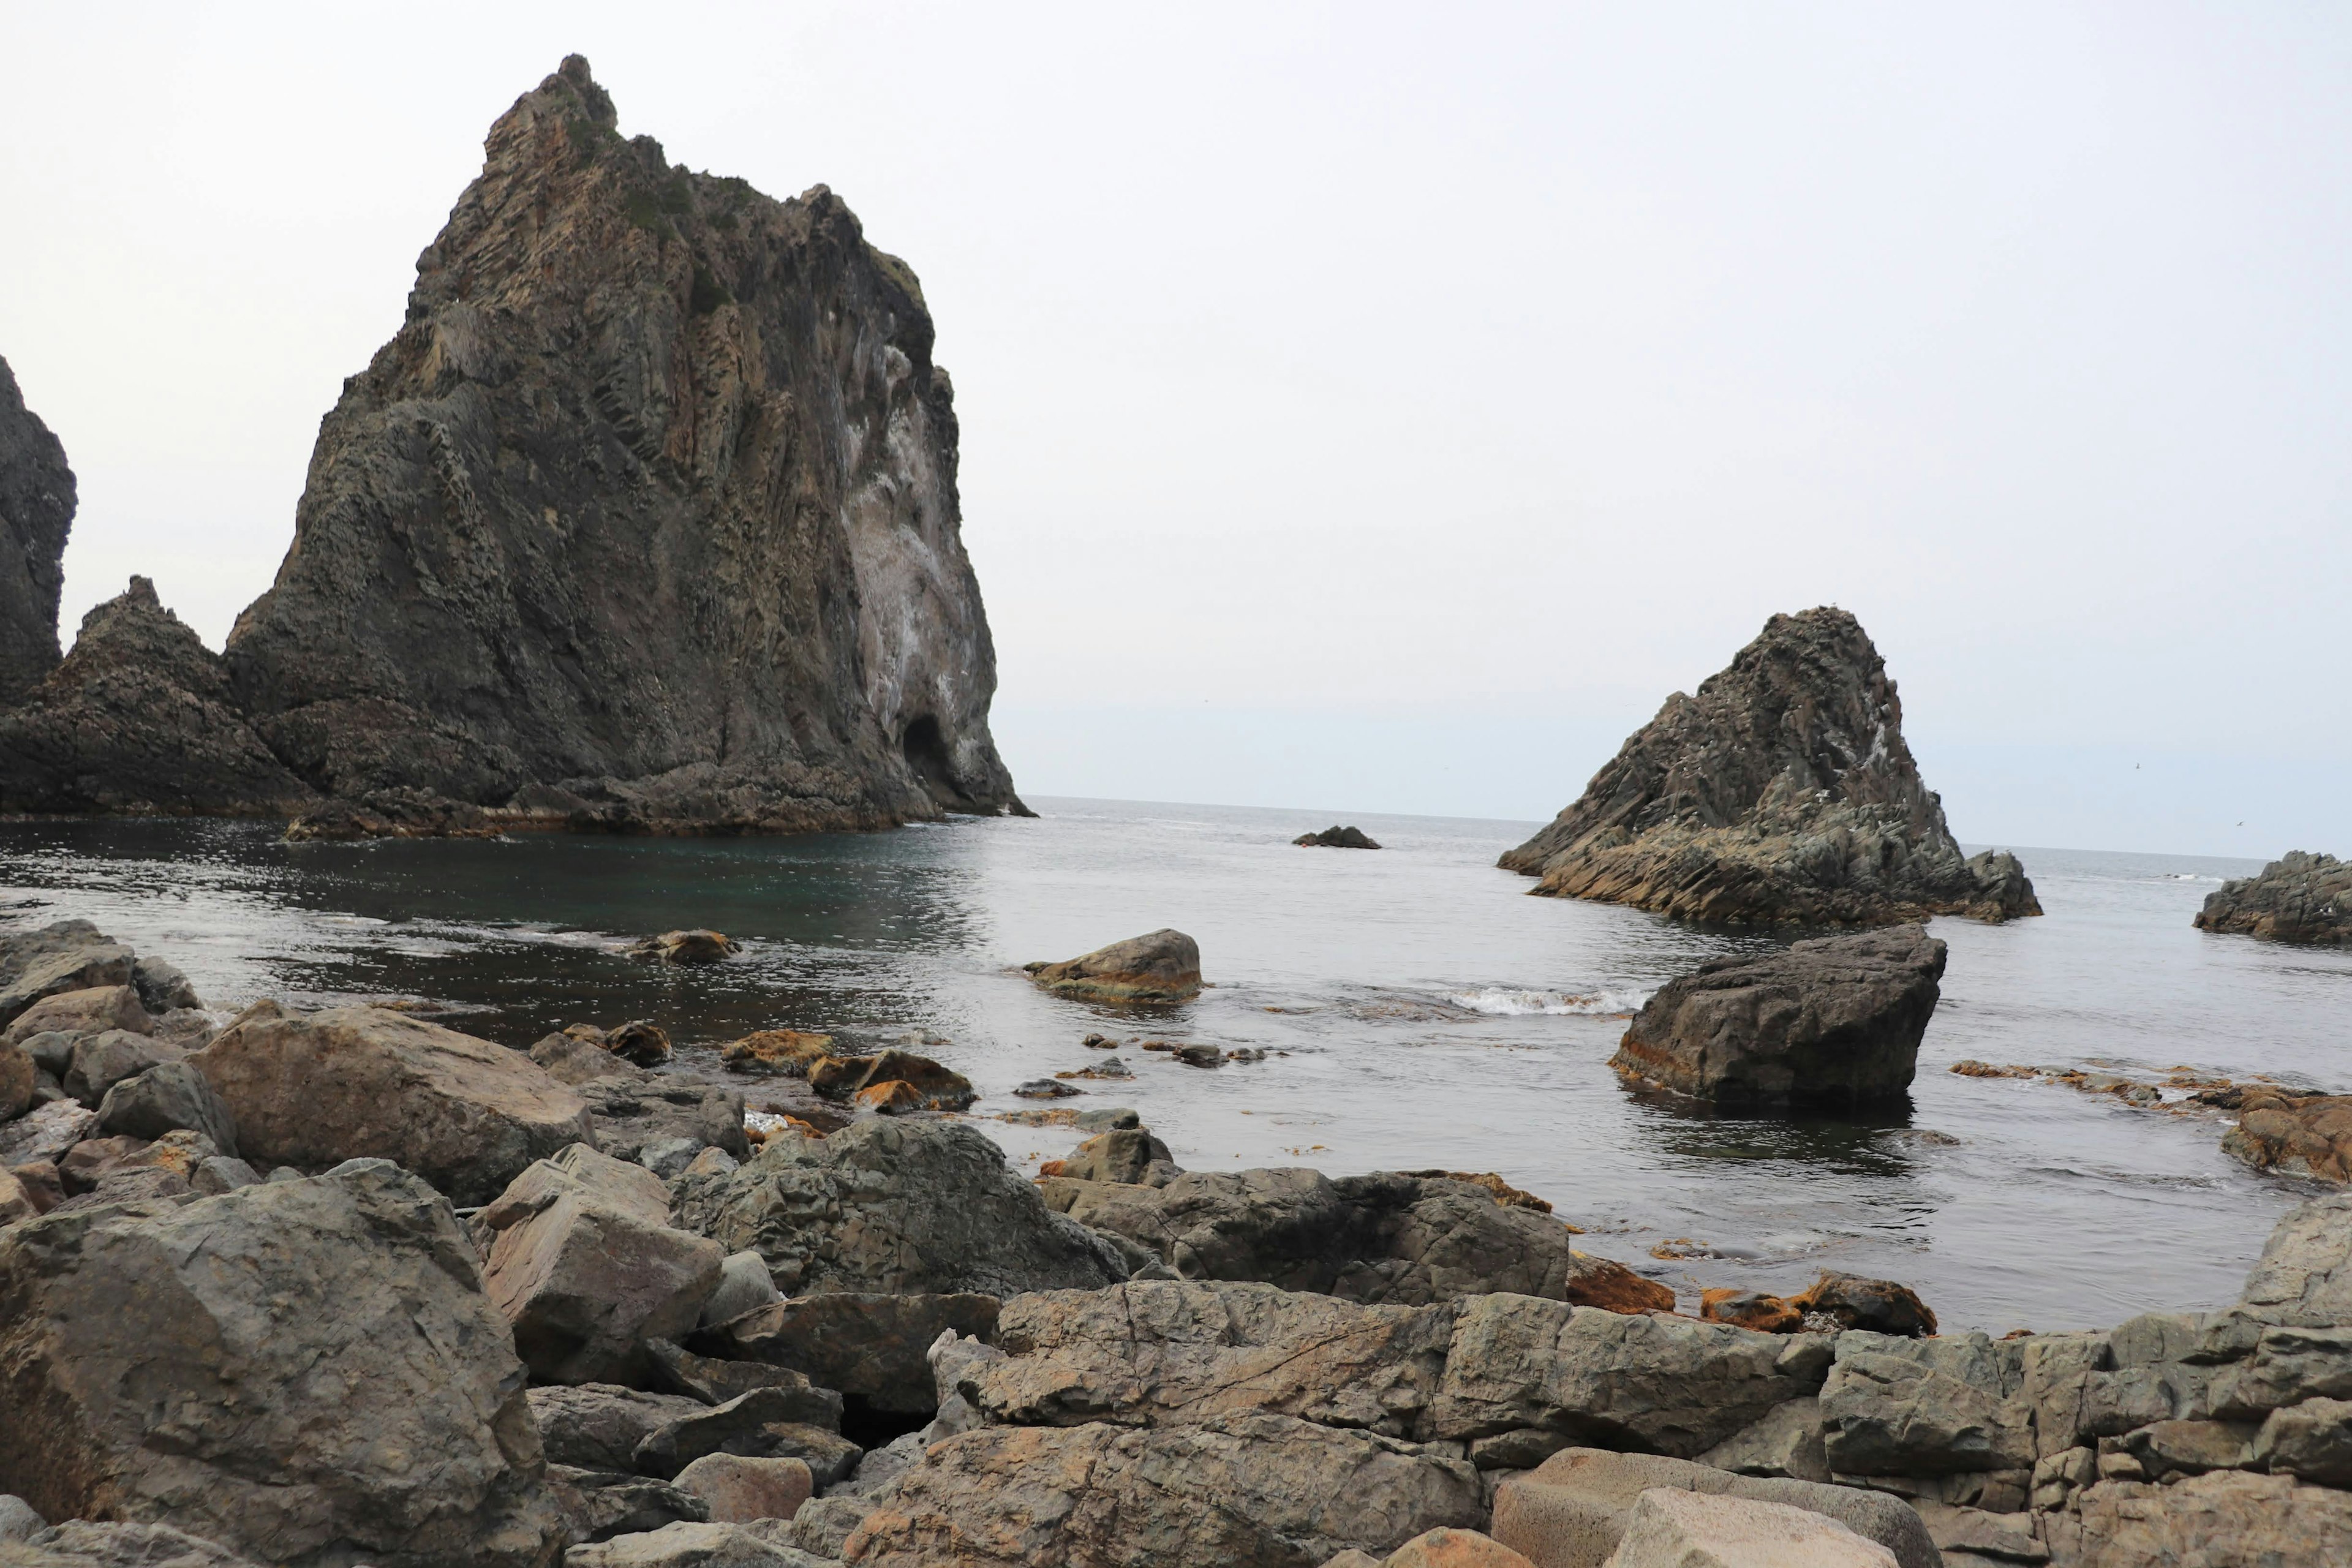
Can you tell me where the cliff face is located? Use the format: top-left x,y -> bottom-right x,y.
0,578 -> 317,816
2194,851 -> 2352,946
1501,608 -> 2037,926
222,56 -> 1021,832
0,355 -> 75,704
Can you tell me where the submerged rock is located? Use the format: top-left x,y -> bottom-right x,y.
1499,608 -> 2038,927
0,1160 -> 563,1568
217,56 -> 1022,835
1295,826 -> 1382,849
1024,929 -> 1204,1005
1608,926 -> 1945,1107
631,932 -> 739,967
0,353 -> 74,706
2195,851 -> 2352,947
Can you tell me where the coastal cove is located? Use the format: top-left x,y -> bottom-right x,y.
2,796 -> 2340,1335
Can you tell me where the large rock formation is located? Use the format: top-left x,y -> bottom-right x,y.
1608,926 -> 1947,1107
0,355 -> 74,706
0,57 -> 1022,838
1500,609 -> 2037,927
2194,851 -> 2352,946
0,580 -> 317,816
220,55 -> 1020,834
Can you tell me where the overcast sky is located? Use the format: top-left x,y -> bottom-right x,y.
2,2 -> 2345,855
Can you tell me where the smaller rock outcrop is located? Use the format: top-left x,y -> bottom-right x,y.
0,353 -> 75,706
630,932 -> 739,967
1025,929 -> 1202,1005
1499,609 -> 2038,927
190,1001 -> 594,1205
1296,826 -> 1382,850
0,579 -> 318,818
1609,927 -> 1945,1107
2220,1087 -> 2352,1184
0,924 -> 135,1030
2195,851 -> 2352,947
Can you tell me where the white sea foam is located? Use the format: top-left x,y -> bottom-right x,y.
1441,986 -> 1651,1016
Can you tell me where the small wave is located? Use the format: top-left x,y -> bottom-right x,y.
1442,986 -> 1652,1017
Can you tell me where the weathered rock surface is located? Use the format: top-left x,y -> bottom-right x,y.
1610,927 -> 1945,1107
2240,1190 -> 2352,1325
0,925 -> 135,1030
61,1032 -> 172,1109
477,1143 -> 725,1384
565,1520 -> 831,1568
529,1384 -> 708,1472
4,985 -> 149,1045
0,1521 -> 263,1568
94,1061 -> 238,1154
704,1291 -> 999,1414
0,1159 -> 562,1568
0,1102 -> 94,1167
0,1046 -> 31,1123
668,1118 -> 1129,1297
1597,1489 -> 1898,1568
2218,1085 -> 2352,1184
804,1047 -> 974,1111
1039,1167 -> 1670,1311
1297,826 -> 1381,850
644,1339 -> 839,1417
0,354 -> 74,706
2193,850 -> 2352,946
1791,1273 -> 1939,1338
2059,1468 -> 2352,1566
634,1389 -> 858,1482
544,1467 -> 710,1544
840,1413 -> 1486,1568
190,1001 -> 592,1204
673,1455 -> 812,1525
1037,1126 -> 1181,1186
212,56 -> 1021,835
1489,1449 -> 1934,1568
1025,929 -> 1203,1005
1499,609 -> 2037,927
1382,1529 -> 1533,1568
0,579 -> 317,817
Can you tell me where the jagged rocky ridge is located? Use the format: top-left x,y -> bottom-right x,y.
2193,851 -> 2352,947
0,355 -> 75,707
1502,608 -> 2039,927
0,56 -> 1022,837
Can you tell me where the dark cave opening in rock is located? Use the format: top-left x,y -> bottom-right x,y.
900,714 -> 971,810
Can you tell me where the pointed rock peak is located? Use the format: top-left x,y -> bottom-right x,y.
548,54 -> 616,126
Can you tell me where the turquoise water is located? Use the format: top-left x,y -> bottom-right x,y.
4,798 -> 2345,1332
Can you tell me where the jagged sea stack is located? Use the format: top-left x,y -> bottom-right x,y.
222,57 -> 1023,834
2194,851 -> 2352,947
1501,608 -> 2037,925
0,354 -> 75,705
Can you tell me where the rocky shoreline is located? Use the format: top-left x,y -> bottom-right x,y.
0,58 -> 1025,842
2193,851 -> 2352,948
7,914 -> 2352,1568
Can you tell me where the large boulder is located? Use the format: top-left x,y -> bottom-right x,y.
0,353 -> 74,706
1609,927 -> 1945,1107
2059,1469 -> 2352,1567
0,925 -> 135,1030
0,1159 -> 563,1568
477,1144 -> 726,1384
1817,1332 -> 2035,1477
95,1062 -> 238,1155
189,1001 -> 593,1205
1497,608 -> 2037,926
2240,1191 -> 2352,1325
1039,1167 -> 1671,1311
220,56 -> 1023,836
1594,1490 -> 1898,1568
4,986 -> 149,1046
668,1119 -> 1129,1297
1024,930 -> 1202,1005
704,1292 -> 998,1415
840,1413 -> 1485,1568
2194,850 -> 2352,947
1488,1449 -> 1935,1568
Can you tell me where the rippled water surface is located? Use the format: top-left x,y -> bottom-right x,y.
4,800 -> 2345,1332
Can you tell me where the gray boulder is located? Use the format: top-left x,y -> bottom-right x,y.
0,1101 -> 94,1167
0,1522 -> 260,1568
543,1466 -> 709,1544
2060,1469 -> 2352,1567
0,1497 -> 42,1545
1595,1490 -> 1902,1568
476,1144 -> 723,1385
1819,1332 -> 2034,1477
2239,1190 -> 2352,1327
189,1001 -> 594,1205
701,1250 -> 781,1326
643,1340 -> 840,1418
0,1045 -> 30,1124
668,1118 -> 1128,1297
95,1061 -> 238,1155
527,1385 -> 706,1472
61,1031 -> 169,1109
561,1521 -> 832,1568
0,924 -> 136,1028
1610,926 -> 1945,1107
0,1159 -> 563,1568
5,985 -> 149,1046
632,1389 -> 861,1482
1039,1167 -> 1672,1312
843,1412 -> 1484,1567
1039,1126 -> 1180,1186
130,957 -> 200,1014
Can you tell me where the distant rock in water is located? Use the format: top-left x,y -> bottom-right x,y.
2194,851 -> 2352,947
1500,608 -> 2038,926
0,57 -> 1023,839
1295,825 -> 1381,849
0,578 -> 318,816
1025,929 -> 1203,1005
0,353 -> 75,704
1611,925 -> 1946,1107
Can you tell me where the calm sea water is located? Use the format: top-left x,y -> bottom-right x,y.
4,798 -> 2345,1333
